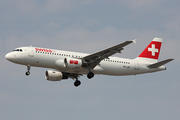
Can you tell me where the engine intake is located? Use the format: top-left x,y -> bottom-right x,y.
45,70 -> 68,81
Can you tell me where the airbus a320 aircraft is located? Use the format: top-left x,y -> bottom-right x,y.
5,38 -> 173,87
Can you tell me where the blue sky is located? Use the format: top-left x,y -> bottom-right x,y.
0,0 -> 180,120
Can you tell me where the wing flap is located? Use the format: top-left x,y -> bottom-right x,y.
83,39 -> 136,69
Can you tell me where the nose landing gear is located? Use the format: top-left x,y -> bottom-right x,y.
25,65 -> 31,76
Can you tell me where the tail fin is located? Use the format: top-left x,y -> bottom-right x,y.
135,38 -> 163,63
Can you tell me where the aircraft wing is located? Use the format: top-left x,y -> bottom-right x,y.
82,39 -> 136,69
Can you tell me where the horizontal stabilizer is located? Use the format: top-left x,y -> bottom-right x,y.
147,59 -> 174,68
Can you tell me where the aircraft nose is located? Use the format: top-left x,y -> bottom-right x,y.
5,53 -> 13,61
5,52 -> 21,63
5,53 -> 10,60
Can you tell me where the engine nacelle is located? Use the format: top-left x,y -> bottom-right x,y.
64,58 -> 82,68
55,59 -> 66,68
45,70 -> 68,81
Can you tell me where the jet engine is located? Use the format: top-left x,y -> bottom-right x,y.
45,70 -> 68,81
55,58 -> 83,68
64,58 -> 82,68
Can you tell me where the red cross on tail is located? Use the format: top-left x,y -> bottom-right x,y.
136,38 -> 162,63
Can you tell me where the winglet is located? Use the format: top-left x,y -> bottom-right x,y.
132,39 -> 137,44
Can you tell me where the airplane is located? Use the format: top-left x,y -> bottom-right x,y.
5,38 -> 174,87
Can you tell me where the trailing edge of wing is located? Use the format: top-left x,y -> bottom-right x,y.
147,59 -> 174,68
83,39 -> 137,69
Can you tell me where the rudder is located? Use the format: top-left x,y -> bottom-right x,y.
135,38 -> 163,63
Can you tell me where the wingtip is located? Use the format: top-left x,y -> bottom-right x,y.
169,58 -> 175,61
132,39 -> 137,44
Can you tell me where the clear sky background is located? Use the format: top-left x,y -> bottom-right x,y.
0,0 -> 180,120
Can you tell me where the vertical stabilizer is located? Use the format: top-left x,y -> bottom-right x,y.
135,38 -> 163,63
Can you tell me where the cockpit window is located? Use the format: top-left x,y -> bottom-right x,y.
13,49 -> 23,52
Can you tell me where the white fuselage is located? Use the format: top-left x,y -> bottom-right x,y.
5,47 -> 165,76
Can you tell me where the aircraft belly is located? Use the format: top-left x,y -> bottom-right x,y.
99,62 -> 134,76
